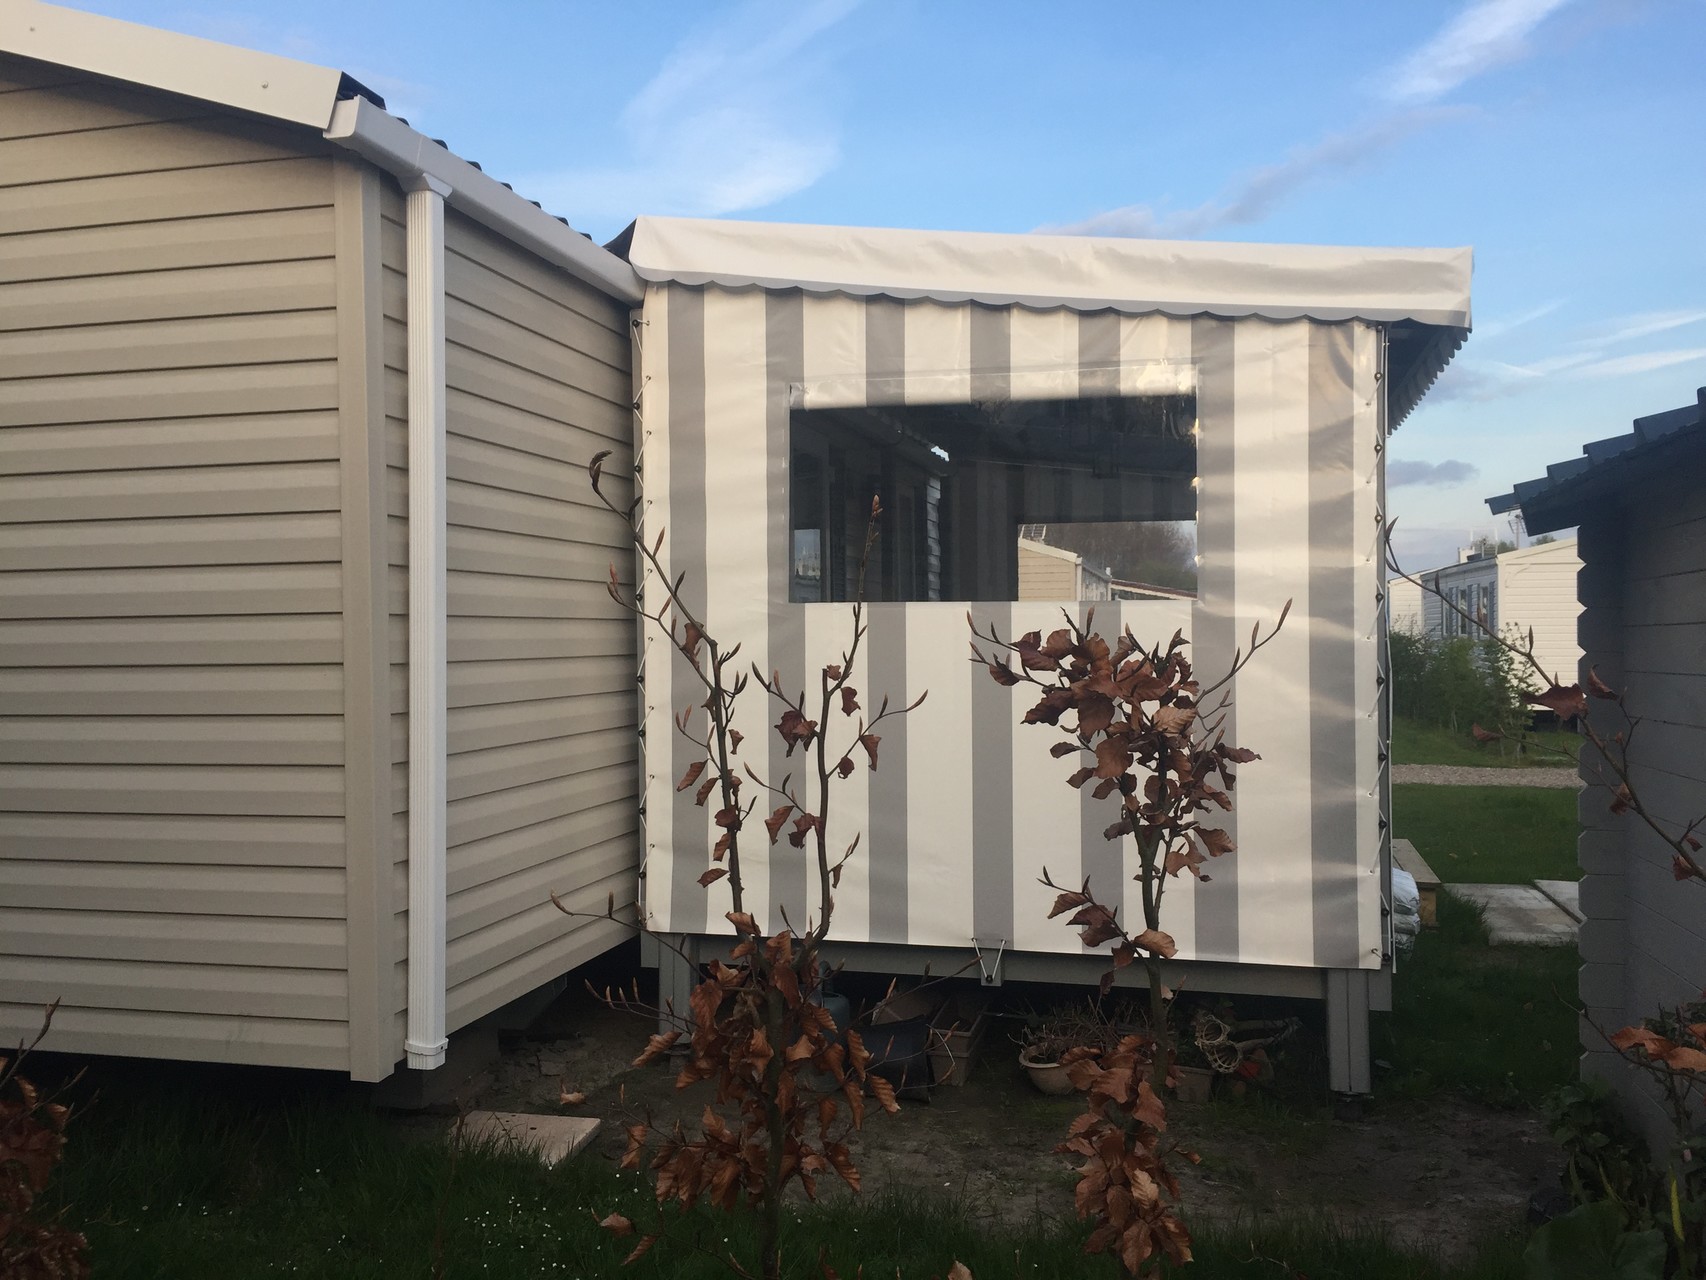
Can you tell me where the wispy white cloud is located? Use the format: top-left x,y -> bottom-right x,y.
1389,458 -> 1481,488
519,0 -> 858,228
1572,309 -> 1706,348
1384,0 -> 1574,103
1049,0 -> 1573,239
1473,299 -> 1567,340
1430,318 -> 1706,402
1040,109 -> 1461,238
1572,347 -> 1706,379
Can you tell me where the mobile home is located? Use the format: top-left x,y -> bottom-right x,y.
1490,389 -> 1706,1148
1419,538 -> 1582,690
0,1 -> 642,1081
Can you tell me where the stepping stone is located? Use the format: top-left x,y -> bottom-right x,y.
1448,885 -> 1578,946
459,1110 -> 600,1166
1534,879 -> 1583,924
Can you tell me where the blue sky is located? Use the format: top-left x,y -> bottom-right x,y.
78,0 -> 1706,570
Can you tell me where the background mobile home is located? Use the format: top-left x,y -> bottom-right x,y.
1418,537 -> 1583,691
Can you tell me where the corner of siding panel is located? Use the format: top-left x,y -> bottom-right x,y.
334,156 -> 399,1082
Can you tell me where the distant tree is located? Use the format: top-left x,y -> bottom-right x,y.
1532,533 -> 1558,546
1470,535 -> 1517,558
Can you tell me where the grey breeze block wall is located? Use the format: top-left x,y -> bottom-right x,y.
1576,455 -> 1706,1148
0,55 -> 640,1079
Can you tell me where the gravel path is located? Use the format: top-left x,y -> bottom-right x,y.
1392,764 -> 1582,788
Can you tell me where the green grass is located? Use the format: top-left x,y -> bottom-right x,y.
1374,890 -> 1580,1106
1392,716 -> 1582,769
1392,783 -> 1579,884
36,1057 -> 1529,1279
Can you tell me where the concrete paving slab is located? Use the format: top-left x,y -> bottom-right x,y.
460,1110 -> 600,1166
1448,885 -> 1578,946
1534,879 -> 1583,923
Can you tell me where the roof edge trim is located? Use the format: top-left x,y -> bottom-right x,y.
324,98 -> 642,305
627,267 -> 1469,328
2,0 -> 350,128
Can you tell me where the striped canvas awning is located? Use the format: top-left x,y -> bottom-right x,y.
614,217 -> 1470,426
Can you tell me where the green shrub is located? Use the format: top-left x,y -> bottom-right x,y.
1390,630 -> 1527,738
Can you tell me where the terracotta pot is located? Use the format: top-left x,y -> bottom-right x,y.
1172,1065 -> 1214,1103
1019,1049 -> 1077,1096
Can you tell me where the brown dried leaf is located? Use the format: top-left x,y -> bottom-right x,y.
1197,827 -> 1235,857
836,756 -> 855,779
841,687 -> 860,716
1093,738 -> 1133,779
599,1213 -> 634,1236
698,867 -> 728,887
859,733 -> 881,768
1531,683 -> 1587,721
1132,928 -> 1177,959
1048,889 -> 1092,919
1151,704 -> 1196,735
676,760 -> 707,792
868,1073 -> 900,1114
632,1031 -> 681,1067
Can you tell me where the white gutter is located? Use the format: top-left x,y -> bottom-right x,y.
317,100 -> 640,1075
402,173 -> 452,1072
325,97 -> 642,305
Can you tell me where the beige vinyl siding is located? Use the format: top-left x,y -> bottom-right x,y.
0,61 -> 351,1070
383,199 -> 639,1045
1016,539 -> 1077,600
1496,539 -> 1583,690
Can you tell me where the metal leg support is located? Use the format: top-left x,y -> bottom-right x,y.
1326,968 -> 1373,1097
657,934 -> 697,1038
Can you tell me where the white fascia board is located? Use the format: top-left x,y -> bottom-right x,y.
326,97 -> 643,305
1,0 -> 345,129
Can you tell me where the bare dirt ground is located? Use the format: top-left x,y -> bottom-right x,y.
471,979 -> 1559,1265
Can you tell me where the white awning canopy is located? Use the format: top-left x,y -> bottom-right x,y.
615,216 -> 1471,426
617,216 -> 1472,329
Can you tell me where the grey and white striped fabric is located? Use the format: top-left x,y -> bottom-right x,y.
637,286 -> 1386,973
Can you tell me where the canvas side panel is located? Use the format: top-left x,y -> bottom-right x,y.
1352,323 -> 1384,968
1306,321 -> 1365,971
1005,309 -> 1081,956
1228,320 -> 1315,967
1189,317 -> 1241,962
0,61 -> 350,1069
697,288 -> 774,932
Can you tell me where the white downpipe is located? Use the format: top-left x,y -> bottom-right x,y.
404,173 -> 452,1071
